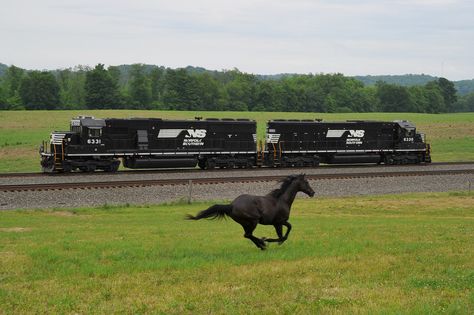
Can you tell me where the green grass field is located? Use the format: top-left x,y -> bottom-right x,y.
1,110 -> 473,172
1,192 -> 473,313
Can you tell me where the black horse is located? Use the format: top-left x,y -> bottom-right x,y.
186,174 -> 315,250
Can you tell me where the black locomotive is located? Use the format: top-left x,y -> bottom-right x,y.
39,116 -> 430,173
40,116 -> 257,172
265,119 -> 431,167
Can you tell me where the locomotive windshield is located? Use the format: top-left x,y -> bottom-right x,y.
70,119 -> 81,134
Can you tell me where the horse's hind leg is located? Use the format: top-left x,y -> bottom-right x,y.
242,223 -> 266,250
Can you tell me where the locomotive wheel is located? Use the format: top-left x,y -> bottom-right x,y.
206,159 -> 216,170
41,156 -> 57,173
104,161 -> 120,172
80,163 -> 96,172
62,163 -> 72,173
384,156 -> 394,165
198,160 -> 206,170
41,157 -> 55,173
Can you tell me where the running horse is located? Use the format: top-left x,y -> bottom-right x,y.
186,174 -> 315,250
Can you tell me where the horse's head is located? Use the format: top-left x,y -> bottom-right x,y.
295,174 -> 315,197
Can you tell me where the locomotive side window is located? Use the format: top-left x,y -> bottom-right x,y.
406,129 -> 414,137
88,128 -> 102,138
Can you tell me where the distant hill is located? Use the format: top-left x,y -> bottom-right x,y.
0,63 -> 8,77
352,74 -> 474,96
454,80 -> 474,95
353,74 -> 437,86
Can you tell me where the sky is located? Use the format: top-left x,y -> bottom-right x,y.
1,0 -> 473,80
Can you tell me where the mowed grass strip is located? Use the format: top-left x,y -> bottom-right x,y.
0,192 -> 473,314
1,110 -> 474,172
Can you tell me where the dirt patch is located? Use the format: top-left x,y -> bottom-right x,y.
361,196 -> 474,210
46,211 -> 78,217
417,123 -> 474,140
0,146 -> 36,160
0,227 -> 32,232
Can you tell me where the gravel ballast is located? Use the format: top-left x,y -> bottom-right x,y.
1,173 -> 473,210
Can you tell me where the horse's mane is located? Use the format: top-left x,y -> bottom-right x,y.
268,175 -> 300,198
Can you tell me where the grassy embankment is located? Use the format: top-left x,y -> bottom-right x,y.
0,110 -> 473,172
1,192 -> 473,313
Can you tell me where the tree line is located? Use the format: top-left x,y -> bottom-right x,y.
0,63 -> 472,112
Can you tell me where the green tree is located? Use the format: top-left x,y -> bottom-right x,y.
424,83 -> 446,113
1,65 -> 26,109
408,86 -> 429,112
254,81 -> 277,111
4,65 -> 25,98
223,70 -> 256,111
376,82 -> 412,112
426,78 -> 457,112
0,82 -> 7,109
162,68 -> 200,110
129,64 -> 152,109
459,93 -> 474,112
19,71 -> 60,109
149,67 -> 165,104
194,72 -> 222,110
84,64 -> 122,109
57,66 -> 88,109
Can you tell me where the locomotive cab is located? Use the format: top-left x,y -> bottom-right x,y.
394,120 -> 427,146
390,120 -> 431,163
70,116 -> 105,145
40,116 -> 119,173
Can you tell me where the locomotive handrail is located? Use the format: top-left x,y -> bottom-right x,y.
61,140 -> 65,161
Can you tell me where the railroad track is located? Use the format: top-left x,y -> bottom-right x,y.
1,161 -> 473,178
1,169 -> 473,192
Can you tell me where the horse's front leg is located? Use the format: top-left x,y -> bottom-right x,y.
263,224 -> 284,244
280,222 -> 292,243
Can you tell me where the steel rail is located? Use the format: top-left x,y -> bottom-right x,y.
0,161 -> 473,178
1,169 -> 473,192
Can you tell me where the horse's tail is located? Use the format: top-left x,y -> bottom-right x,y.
185,204 -> 232,220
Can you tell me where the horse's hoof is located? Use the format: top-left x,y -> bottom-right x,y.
260,246 -> 267,250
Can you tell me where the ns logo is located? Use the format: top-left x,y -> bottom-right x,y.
347,130 -> 365,138
185,129 -> 207,138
